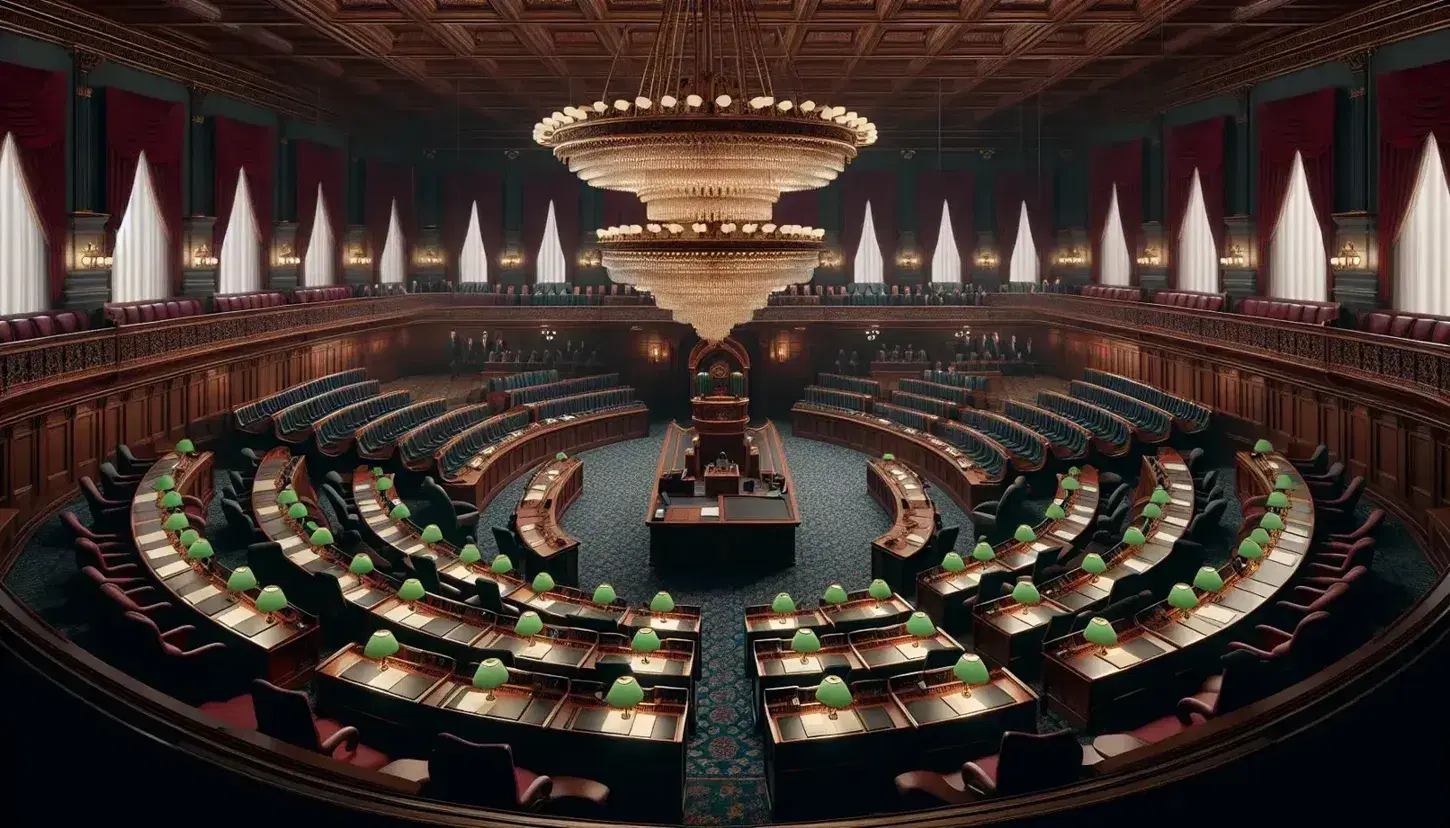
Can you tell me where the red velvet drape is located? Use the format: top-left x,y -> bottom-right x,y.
840,170 -> 897,282
294,139 -> 346,279
602,189 -> 647,228
1377,59 -> 1450,306
105,88 -> 185,295
1089,139 -> 1143,284
995,172 -> 1051,279
917,171 -> 974,273
774,191 -> 820,228
1256,89 -> 1336,297
521,171 -> 580,283
213,116 -> 276,267
0,61 -> 67,305
443,169 -> 502,282
365,159 -> 415,282
1166,116 -> 1226,290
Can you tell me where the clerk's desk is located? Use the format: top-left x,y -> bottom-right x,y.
316,642 -> 688,822
1041,451 -> 1309,732
763,666 -> 1036,820
868,458 -> 941,593
513,456 -> 583,585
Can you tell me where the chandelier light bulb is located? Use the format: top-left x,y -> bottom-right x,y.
647,223 -> 662,232
661,95 -> 677,108
686,94 -> 703,108
743,223 -> 758,233
722,222 -> 737,233
614,99 -> 631,111
763,223 -> 777,233
777,100 -> 793,112
692,222 -> 708,233
800,101 -> 816,112
593,101 -> 607,112
636,96 -> 652,109
667,224 -> 684,233
715,94 -> 732,108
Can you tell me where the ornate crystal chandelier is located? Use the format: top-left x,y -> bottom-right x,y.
532,0 -> 875,340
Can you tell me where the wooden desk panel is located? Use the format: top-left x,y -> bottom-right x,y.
868,458 -> 940,593
847,623 -> 965,680
514,456 -> 582,585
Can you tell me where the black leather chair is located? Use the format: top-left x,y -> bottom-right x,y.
99,461 -> 142,500
221,497 -> 264,546
933,525 -> 960,562
116,443 -> 156,475
491,525 -> 522,561
1187,499 -> 1226,542
1184,447 -> 1206,478
408,553 -> 470,603
971,476 -> 1027,542
422,476 -> 481,545
325,470 -> 355,507
321,483 -> 361,533
1292,445 -> 1329,475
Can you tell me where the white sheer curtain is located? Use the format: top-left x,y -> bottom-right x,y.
459,200 -> 489,284
1394,133 -> 1450,316
536,200 -> 567,284
0,132 -> 47,316
930,200 -> 962,283
1099,185 -> 1132,286
1008,201 -> 1039,283
379,199 -> 406,284
302,184 -> 335,287
112,151 -> 170,304
853,201 -> 884,283
1178,169 -> 1220,294
1268,151 -> 1328,301
218,169 -> 262,294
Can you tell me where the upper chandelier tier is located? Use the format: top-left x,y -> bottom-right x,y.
531,0 -> 876,223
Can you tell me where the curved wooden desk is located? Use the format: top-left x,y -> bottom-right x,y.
1041,451 -> 1309,732
868,458 -> 939,592
133,451 -> 317,686
442,405 -> 648,506
514,456 -> 583,586
791,403 -> 1002,511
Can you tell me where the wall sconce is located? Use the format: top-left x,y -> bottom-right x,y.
974,250 -> 998,269
647,340 -> 670,364
190,244 -> 218,268
577,248 -> 602,268
1135,247 -> 1162,267
1218,244 -> 1246,268
417,248 -> 444,267
499,247 -> 524,269
1053,247 -> 1086,267
1329,241 -> 1363,270
276,245 -> 300,266
541,327 -> 557,342
818,249 -> 843,268
348,248 -> 373,267
865,326 -> 880,342
80,243 -> 114,269
894,249 -> 921,270
953,326 -> 971,339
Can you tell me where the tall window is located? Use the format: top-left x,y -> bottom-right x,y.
459,200 -> 489,284
1395,133 -> 1450,316
379,199 -> 406,284
930,200 -> 961,283
0,132 -> 46,316
1099,185 -> 1131,286
302,184 -> 335,287
1268,151 -> 1327,301
218,169 -> 262,294
853,201 -> 884,283
1008,201 -> 1039,283
112,151 -> 170,303
536,200 -> 566,284
1178,169 -> 1219,294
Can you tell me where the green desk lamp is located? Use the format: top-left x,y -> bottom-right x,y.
472,657 -> 509,700
815,675 -> 853,720
790,628 -> 821,663
606,676 -> 645,719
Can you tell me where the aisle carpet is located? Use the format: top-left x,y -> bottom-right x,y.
5,423 -> 1440,825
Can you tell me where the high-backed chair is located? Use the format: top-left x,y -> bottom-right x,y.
250,679 -> 392,770
80,477 -> 130,530
933,525 -> 960,561
1095,650 -> 1276,756
221,498 -> 265,546
320,484 -> 360,533
74,538 -> 140,579
78,564 -> 147,594
957,569 -> 1016,620
407,553 -> 468,603
1184,447 -> 1206,478
1292,445 -> 1329,475
1307,537 -> 1375,578
893,730 -> 1082,804
61,510 -> 123,546
1302,461 -> 1345,486
117,611 -> 231,702
1303,564 -> 1369,592
238,447 -> 263,478
1187,499 -> 1226,542
971,476 -> 1027,540
116,443 -> 156,475
1328,510 -> 1382,545
1226,610 -> 1334,674
325,470 -> 355,507
380,734 -> 610,814
421,476 -> 480,544
491,526 -> 522,560
1314,476 -> 1365,516
99,461 -> 143,499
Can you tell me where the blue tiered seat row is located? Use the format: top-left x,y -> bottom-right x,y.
872,401 -> 937,432
357,399 -> 448,458
1036,391 -> 1131,452
817,373 -> 881,397
274,381 -> 379,440
235,368 -> 366,433
935,420 -> 1008,481
315,391 -> 413,454
898,377 -> 976,407
1003,400 -> 1089,458
1083,369 -> 1211,433
801,386 -> 873,413
506,373 -> 621,406
399,404 -> 494,467
485,369 -> 560,393
438,409 -> 533,477
1069,380 -> 1172,441
957,409 -> 1046,470
921,370 -> 990,391
526,387 -> 640,421
891,389 -> 955,419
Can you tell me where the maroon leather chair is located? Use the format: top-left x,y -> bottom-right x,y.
894,730 -> 1082,804
1308,537 -> 1375,578
380,735 -> 609,813
1273,582 -> 1351,625
1226,610 -> 1334,668
74,538 -> 140,579
1362,311 -> 1450,343
250,679 -> 392,770
1314,476 -> 1366,520
1329,509 -> 1383,544
100,581 -> 174,619
1082,285 -> 1143,302
1304,564 -> 1369,591
1094,650 -> 1275,757
62,510 -> 123,546
118,611 -> 233,700
80,477 -> 130,529
0,310 -> 90,343
79,564 -> 147,593
1152,290 -> 1227,312
1238,296 -> 1341,325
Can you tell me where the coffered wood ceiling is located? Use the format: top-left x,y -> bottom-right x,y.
8,0 -> 1450,149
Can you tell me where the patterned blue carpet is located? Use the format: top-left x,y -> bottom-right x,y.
4,421 -> 1439,825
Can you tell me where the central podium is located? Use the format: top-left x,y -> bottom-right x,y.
646,379 -> 801,570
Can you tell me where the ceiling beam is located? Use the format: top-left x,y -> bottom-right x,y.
484,0 -> 569,76
946,0 -> 1099,102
